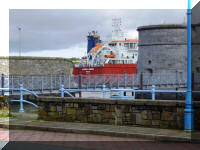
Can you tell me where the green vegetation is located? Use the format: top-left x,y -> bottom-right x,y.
69,57 -> 81,64
32,119 -> 44,122
0,107 -> 16,118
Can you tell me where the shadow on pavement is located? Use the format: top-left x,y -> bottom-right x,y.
2,141 -> 200,150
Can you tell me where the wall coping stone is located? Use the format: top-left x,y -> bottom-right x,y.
0,56 -> 72,63
36,97 -> 200,107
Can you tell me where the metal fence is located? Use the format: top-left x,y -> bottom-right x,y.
2,72 -> 200,93
1,72 -> 200,99
4,72 -> 189,93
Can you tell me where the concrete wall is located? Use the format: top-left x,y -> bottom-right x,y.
0,56 -> 73,76
37,97 -> 200,130
137,24 -> 187,76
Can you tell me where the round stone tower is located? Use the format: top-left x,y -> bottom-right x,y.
137,24 -> 187,76
192,2 -> 200,93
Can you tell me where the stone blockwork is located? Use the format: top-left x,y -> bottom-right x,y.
37,97 -> 200,130
0,57 -> 9,75
192,3 -> 200,94
0,56 -> 73,76
137,24 -> 187,76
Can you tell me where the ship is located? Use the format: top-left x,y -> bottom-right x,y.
73,18 -> 138,76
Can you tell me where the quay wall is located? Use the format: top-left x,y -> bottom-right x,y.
38,97 -> 200,130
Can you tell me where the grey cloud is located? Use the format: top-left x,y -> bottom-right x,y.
9,9 -> 186,53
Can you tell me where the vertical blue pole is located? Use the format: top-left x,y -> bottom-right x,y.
102,84 -> 106,99
152,85 -> 155,101
184,0 -> 194,131
19,84 -> 24,113
61,84 -> 64,98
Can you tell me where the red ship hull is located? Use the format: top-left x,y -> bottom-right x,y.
73,64 -> 137,75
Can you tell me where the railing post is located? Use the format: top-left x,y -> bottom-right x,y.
152,85 -> 155,101
11,75 -> 14,94
124,72 -> 126,89
132,74 -> 134,89
102,84 -> 106,99
61,84 -> 64,98
103,74 -> 106,86
1,74 -> 5,96
117,74 -> 119,89
54,75 -> 56,91
94,75 -> 96,89
78,72 -> 82,98
140,72 -> 144,99
68,74 -> 70,89
50,74 -> 52,93
19,84 -> 24,113
88,74 -> 90,89
41,76 -> 43,93
32,76 -> 34,91
192,72 -> 194,90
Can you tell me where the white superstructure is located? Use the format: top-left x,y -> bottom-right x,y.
79,18 -> 138,67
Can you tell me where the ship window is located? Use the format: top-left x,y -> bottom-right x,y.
119,43 -> 121,46
109,43 -> 116,47
124,43 -> 129,47
130,43 -> 133,48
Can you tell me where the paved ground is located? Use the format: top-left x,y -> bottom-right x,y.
1,112 -> 200,149
1,128 -> 145,141
1,129 -> 200,150
4,141 -> 200,150
0,114 -> 193,142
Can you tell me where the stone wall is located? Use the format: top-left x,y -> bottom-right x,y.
137,24 -> 187,77
192,25 -> 200,92
0,56 -> 73,76
192,3 -> 200,93
0,57 -> 9,75
38,97 -> 200,130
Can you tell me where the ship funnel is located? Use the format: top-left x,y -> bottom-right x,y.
87,31 -> 100,53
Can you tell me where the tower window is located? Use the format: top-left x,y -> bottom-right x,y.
146,68 -> 153,74
196,67 -> 200,73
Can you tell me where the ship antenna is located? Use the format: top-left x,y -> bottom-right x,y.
112,17 -> 124,40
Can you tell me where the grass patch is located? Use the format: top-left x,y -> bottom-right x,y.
0,106 -> 17,118
32,119 -> 44,122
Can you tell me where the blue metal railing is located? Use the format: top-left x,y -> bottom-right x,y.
59,84 -> 192,100
0,84 -> 38,113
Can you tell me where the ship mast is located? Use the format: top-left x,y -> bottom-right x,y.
112,18 -> 124,41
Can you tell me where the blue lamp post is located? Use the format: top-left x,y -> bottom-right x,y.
184,0 -> 194,131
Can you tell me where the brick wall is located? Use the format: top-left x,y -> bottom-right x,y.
38,97 -> 200,130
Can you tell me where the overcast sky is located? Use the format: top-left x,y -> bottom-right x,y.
9,9 -> 186,58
